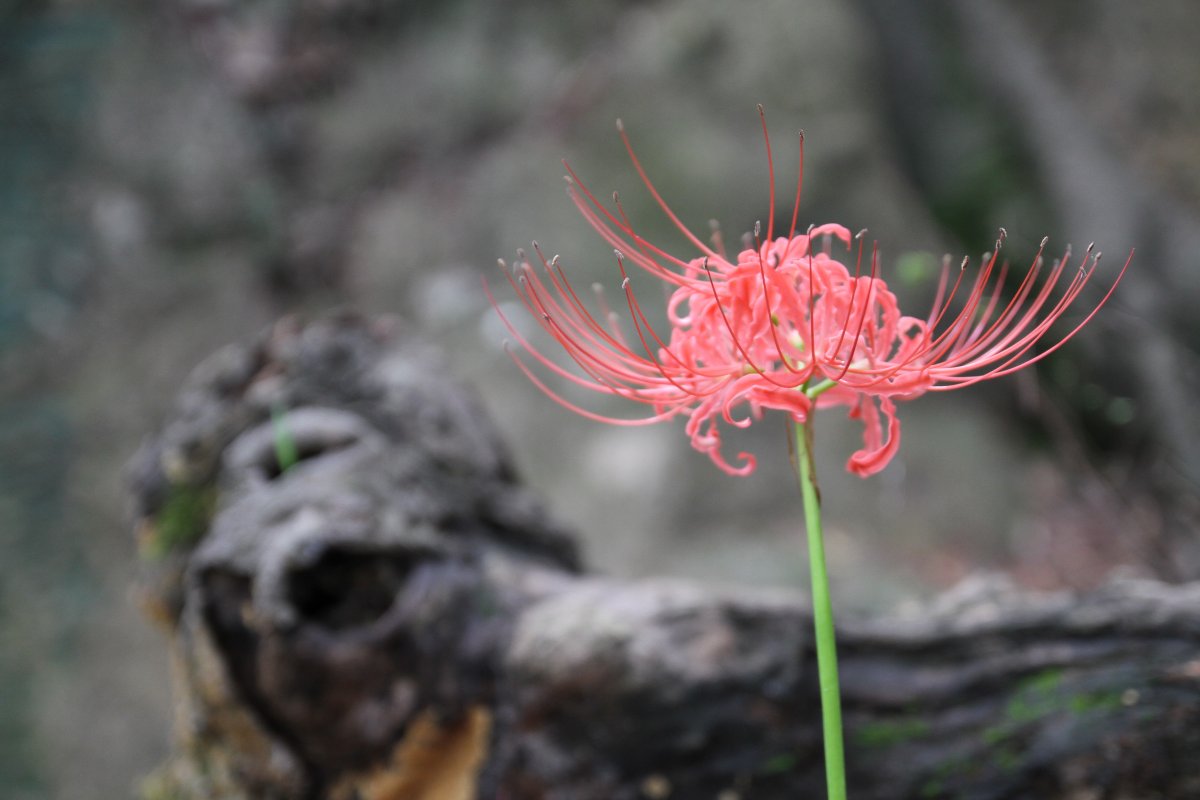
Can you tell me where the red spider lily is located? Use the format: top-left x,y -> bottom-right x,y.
489,110 -> 1130,477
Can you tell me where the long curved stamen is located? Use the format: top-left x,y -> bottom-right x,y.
925,255 -> 953,328
565,169 -> 693,283
754,225 -> 806,375
806,224 -> 817,365
611,189 -> 709,282
934,249 -> 1081,377
930,245 -> 1006,358
942,242 -> 1050,365
507,252 -> 705,394
960,259 -> 1012,348
530,245 -> 679,379
832,241 -> 878,381
827,229 -> 868,376
512,273 -> 662,389
609,190 -> 706,285
926,256 -> 970,334
943,247 -> 1099,377
942,249 -> 1007,356
503,344 -> 686,425
616,119 -> 722,261
932,229 -> 1020,360
615,255 -> 731,391
788,130 -> 805,241
620,274 -> 728,399
488,275 -> 650,396
828,241 -> 1034,386
702,259 -> 806,388
919,256 -> 990,361
943,229 -> 1016,354
516,254 -> 652,378
830,241 -> 1075,391
960,228 -> 1014,347
932,248 -> 1129,387
942,244 -> 1080,368
535,248 -> 632,354
758,104 -> 777,244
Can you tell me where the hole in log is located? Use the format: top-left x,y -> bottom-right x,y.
287,548 -> 421,629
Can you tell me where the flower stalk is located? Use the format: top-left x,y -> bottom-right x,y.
793,411 -> 847,800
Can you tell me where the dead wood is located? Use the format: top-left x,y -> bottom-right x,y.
130,315 -> 1200,800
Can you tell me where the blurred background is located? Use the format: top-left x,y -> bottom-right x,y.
2,0 -> 1198,796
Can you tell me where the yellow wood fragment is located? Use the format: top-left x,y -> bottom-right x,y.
352,706 -> 492,800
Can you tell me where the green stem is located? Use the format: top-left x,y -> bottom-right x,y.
793,414 -> 847,800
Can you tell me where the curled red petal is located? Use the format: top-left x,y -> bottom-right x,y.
845,395 -> 901,477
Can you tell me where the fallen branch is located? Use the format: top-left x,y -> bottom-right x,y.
130,316 -> 1200,800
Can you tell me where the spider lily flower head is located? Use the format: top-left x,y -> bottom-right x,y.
490,109 -> 1129,478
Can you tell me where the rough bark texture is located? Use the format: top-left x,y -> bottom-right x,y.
130,316 -> 1200,800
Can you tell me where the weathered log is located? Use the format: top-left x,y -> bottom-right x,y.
130,315 -> 1200,800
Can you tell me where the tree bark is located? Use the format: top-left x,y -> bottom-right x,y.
131,315 -> 1200,800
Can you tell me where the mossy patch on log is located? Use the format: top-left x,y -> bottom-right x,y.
139,483 -> 217,560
